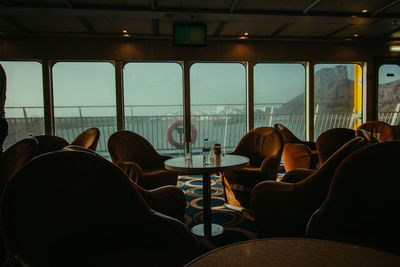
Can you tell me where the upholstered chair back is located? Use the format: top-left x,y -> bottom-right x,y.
233,127 -> 283,168
274,123 -> 302,143
357,120 -> 394,141
307,141 -> 400,254
108,130 -> 164,170
70,127 -> 100,151
33,135 -> 69,155
0,138 -> 37,192
316,128 -> 355,164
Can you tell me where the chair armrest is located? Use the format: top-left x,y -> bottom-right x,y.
136,185 -> 186,222
260,154 -> 282,179
159,155 -> 172,162
279,168 -> 316,183
117,161 -> 145,185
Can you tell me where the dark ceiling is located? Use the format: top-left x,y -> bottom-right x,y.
1,0 -> 400,41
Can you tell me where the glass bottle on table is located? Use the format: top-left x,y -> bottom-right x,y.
202,138 -> 211,165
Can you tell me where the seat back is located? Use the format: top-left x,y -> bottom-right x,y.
33,135 -> 69,155
274,123 -> 302,143
357,120 -> 394,141
0,150 -> 197,266
233,127 -> 283,167
70,127 -> 100,151
307,141 -> 400,254
108,130 -> 162,170
316,128 -> 355,164
355,129 -> 379,145
0,138 -> 37,193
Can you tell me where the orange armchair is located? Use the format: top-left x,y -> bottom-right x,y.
274,123 -> 319,172
108,130 -> 178,190
222,127 -> 284,209
0,150 -> 199,266
307,141 -> 400,254
71,127 -> 100,151
252,137 -> 366,238
316,128 -> 355,164
357,120 -> 394,141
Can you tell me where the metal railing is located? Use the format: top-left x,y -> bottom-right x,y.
4,104 -> 400,156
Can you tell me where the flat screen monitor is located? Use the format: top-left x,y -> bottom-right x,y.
173,24 -> 206,46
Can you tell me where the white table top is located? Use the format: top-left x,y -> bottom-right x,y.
185,238 -> 400,267
164,154 -> 249,175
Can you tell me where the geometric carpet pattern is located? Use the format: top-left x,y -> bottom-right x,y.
178,174 -> 257,253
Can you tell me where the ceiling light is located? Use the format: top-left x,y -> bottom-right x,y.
239,36 -> 247,39
354,34 -> 358,37
123,33 -> 132,37
362,9 -> 368,13
390,45 -> 400,52
244,32 -> 249,36
122,30 -> 127,33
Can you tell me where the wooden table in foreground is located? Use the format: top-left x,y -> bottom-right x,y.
185,238 -> 400,267
164,154 -> 249,238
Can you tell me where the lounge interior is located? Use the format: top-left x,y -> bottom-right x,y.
1,0 -> 400,266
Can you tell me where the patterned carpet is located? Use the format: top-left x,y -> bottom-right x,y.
177,174 -> 257,252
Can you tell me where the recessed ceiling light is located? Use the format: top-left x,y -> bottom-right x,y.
122,30 -> 128,33
239,36 -> 247,39
123,33 -> 131,37
390,45 -> 400,52
354,34 -> 359,37
362,9 -> 368,13
244,32 -> 249,36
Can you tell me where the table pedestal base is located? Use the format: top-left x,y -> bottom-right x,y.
191,223 -> 224,237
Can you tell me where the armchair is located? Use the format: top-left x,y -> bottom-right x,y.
64,145 -> 186,222
252,137 -> 366,238
33,135 -> 69,155
71,127 -> 100,151
274,123 -> 319,172
0,150 -> 199,266
108,130 -> 178,190
222,127 -> 284,209
316,128 -> 355,164
307,141 -> 400,254
357,120 -> 394,141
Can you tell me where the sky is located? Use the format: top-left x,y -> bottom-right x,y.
1,61 -> 398,118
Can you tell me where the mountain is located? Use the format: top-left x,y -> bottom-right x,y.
278,65 -> 354,114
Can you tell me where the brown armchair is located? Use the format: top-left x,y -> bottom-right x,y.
222,127 -> 284,209
357,120 -> 394,141
252,137 -> 366,238
316,128 -> 355,164
108,130 -> 178,190
33,135 -> 69,155
274,123 -> 319,172
71,127 -> 100,151
306,141 -> 400,254
0,138 -> 37,193
0,150 -> 199,266
0,138 -> 37,264
64,145 -> 186,222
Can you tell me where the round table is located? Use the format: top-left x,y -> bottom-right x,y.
164,154 -> 249,238
185,238 -> 400,266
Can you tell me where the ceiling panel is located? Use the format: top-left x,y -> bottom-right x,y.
279,23 -> 349,37
0,17 -> 21,32
107,18 -> 153,35
311,0 -> 394,14
379,4 -> 400,15
10,0 -> 62,4
181,0 -> 232,10
220,21 -> 283,37
236,0 -> 316,12
157,0 -> 182,8
15,16 -> 88,32
333,23 -> 395,38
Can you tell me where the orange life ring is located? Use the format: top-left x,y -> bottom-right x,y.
166,120 -> 198,148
